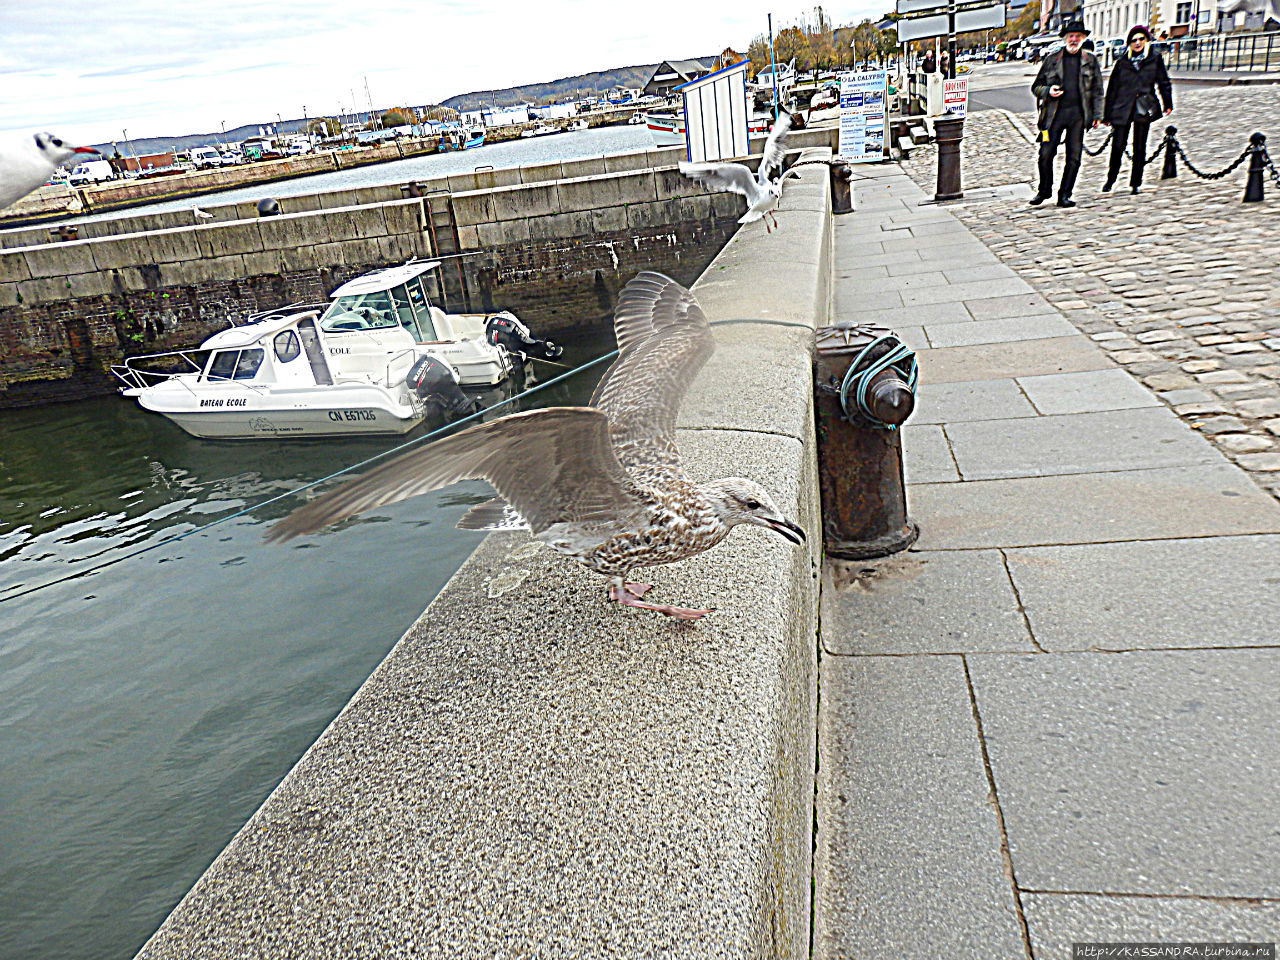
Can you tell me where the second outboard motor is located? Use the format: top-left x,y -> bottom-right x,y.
485,311 -> 563,362
406,355 -> 479,418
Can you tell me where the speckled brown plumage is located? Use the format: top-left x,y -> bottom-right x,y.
267,272 -> 804,619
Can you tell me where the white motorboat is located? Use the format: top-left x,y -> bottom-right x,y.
520,123 -> 558,138
111,260 -> 562,439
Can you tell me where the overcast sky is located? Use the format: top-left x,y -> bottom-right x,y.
2,0 -> 886,144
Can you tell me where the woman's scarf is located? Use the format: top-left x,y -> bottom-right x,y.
1128,45 -> 1149,64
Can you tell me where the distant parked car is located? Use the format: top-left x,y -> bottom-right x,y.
219,150 -> 243,165
189,147 -> 223,170
68,159 -> 115,186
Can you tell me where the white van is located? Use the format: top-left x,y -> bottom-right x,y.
190,147 -> 223,169
68,160 -> 115,186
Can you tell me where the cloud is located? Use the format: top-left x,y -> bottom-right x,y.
1,0 -> 894,142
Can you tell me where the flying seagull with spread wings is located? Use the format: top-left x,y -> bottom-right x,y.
267,272 -> 804,620
0,132 -> 98,211
677,112 -> 799,233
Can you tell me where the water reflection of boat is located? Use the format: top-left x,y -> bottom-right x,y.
110,261 -> 561,440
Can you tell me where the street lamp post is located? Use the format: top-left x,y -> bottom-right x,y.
768,13 -> 779,119
220,120 -> 226,149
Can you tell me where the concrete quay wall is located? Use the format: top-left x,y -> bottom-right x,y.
133,147 -> 833,959
0,138 -> 443,228
0,169 -> 740,405
0,126 -> 836,250
0,128 -> 837,406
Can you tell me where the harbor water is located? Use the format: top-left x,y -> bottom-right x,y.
0,127 -> 649,960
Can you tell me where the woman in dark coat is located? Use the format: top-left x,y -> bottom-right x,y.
1103,24 -> 1173,194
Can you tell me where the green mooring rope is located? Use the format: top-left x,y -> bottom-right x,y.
836,334 -> 918,430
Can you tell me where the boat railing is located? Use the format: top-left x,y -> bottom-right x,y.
232,304 -> 326,327
110,350 -> 208,391
385,348 -> 418,386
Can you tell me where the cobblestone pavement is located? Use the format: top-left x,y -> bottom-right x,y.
901,85 -> 1280,496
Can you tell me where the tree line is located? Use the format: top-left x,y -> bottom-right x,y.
744,6 -> 900,75
740,1 -> 1047,76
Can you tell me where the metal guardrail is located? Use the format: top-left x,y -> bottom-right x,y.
1094,31 -> 1279,72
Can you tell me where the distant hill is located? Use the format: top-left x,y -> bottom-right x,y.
442,63 -> 665,111
86,61 -> 684,156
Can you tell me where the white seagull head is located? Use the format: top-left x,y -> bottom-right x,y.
32,132 -> 97,167
700,477 -> 806,544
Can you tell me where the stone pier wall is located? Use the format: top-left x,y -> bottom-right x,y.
0,127 -> 836,407
0,170 -> 741,407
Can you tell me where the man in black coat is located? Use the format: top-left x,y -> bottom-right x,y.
1030,19 -> 1104,208
1103,24 -> 1174,194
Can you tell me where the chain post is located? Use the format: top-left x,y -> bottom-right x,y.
1160,125 -> 1178,180
1244,132 -> 1266,203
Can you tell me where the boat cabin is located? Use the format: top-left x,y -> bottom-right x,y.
319,260 -> 463,344
196,309 -> 418,390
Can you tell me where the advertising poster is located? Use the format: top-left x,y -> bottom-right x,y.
943,78 -> 969,118
837,69 -> 888,163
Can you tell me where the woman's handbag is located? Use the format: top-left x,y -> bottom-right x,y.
1134,92 -> 1161,122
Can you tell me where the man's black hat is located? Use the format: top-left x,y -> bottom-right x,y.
1059,18 -> 1090,36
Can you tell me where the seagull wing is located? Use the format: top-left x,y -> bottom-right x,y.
266,407 -> 649,542
758,112 -> 792,184
589,272 -> 714,483
678,161 -> 762,202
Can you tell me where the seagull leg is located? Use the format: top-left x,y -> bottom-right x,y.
625,582 -> 653,597
609,579 -> 711,620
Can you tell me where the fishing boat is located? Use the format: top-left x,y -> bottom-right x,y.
643,111 -> 774,147
438,126 -> 485,151
110,261 -> 562,439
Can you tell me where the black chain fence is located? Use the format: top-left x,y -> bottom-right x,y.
1070,123 -> 1274,202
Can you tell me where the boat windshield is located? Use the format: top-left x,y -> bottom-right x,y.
319,291 -> 400,332
206,348 -> 265,381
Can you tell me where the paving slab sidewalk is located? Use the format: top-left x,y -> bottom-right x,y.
815,162 -> 1280,960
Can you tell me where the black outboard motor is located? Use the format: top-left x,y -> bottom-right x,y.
485,311 -> 563,362
405,355 -> 479,418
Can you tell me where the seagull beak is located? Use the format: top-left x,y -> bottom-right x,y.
73,146 -> 98,154
762,517 -> 806,545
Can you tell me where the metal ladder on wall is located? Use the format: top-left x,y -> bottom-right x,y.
420,192 -> 473,314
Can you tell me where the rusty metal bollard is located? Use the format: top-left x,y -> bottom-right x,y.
814,323 -> 919,560
933,115 -> 965,202
831,163 -> 854,214
1161,126 -> 1178,180
1243,132 -> 1266,203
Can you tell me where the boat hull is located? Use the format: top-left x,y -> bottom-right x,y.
154,407 -> 424,439
133,382 -> 425,439
644,112 -> 774,147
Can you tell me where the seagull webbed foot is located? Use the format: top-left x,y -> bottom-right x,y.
609,580 -> 710,620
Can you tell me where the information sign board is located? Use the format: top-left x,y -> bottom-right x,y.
836,69 -> 888,163
943,77 -> 968,117
896,3 -> 1006,40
